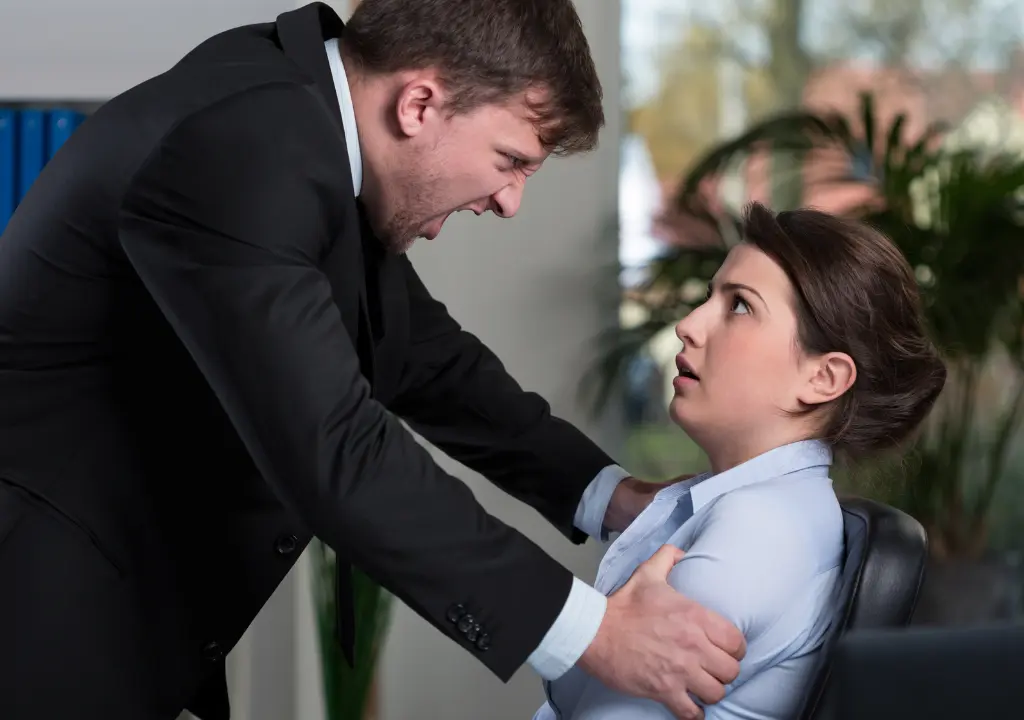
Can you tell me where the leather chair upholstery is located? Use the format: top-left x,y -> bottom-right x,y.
796,496 -> 929,720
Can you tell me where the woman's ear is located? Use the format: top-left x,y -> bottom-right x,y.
798,352 -> 856,407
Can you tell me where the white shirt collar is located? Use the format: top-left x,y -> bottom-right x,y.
324,37 -> 362,196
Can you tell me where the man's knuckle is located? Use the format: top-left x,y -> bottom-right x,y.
676,625 -> 699,649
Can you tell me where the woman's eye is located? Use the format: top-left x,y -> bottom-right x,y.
730,295 -> 751,315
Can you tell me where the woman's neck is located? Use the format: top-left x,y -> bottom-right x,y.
702,427 -> 821,475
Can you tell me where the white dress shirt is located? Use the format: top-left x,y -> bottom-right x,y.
323,38 -> 626,681
533,439 -> 845,719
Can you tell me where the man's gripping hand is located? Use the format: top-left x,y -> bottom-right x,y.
577,545 -> 746,719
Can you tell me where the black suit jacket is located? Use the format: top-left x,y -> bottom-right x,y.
0,4 -> 614,719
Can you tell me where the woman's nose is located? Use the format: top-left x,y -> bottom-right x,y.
675,307 -> 704,349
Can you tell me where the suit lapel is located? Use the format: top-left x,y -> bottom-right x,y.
275,5 -> 409,402
276,2 -> 376,386
275,3 -> 346,127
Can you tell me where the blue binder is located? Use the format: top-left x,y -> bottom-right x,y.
16,109 -> 46,204
0,109 -> 14,235
47,109 -> 83,162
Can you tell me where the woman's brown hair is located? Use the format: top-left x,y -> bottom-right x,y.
742,202 -> 947,460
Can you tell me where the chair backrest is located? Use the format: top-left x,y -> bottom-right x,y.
796,496 -> 929,720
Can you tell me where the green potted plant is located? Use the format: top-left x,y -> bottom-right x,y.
588,92 -> 1024,623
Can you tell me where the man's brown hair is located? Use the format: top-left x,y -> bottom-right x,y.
742,202 -> 947,460
342,0 -> 604,155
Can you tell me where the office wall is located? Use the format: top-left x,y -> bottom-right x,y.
0,0 -> 308,100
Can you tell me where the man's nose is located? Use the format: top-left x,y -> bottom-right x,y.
490,182 -> 524,219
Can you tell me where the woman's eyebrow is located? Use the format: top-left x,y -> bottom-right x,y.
712,280 -> 770,314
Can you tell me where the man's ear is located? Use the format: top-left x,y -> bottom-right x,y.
797,352 -> 856,407
393,72 -> 446,139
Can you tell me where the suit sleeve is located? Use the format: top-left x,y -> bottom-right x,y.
116,84 -> 573,681
388,257 -> 617,544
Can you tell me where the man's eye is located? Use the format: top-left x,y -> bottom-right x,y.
504,154 -> 524,169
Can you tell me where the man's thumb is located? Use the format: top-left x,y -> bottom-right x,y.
640,544 -> 685,580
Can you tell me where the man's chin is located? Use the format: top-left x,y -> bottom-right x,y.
382,234 -> 417,256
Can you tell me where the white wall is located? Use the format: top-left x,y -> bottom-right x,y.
0,0 -> 314,100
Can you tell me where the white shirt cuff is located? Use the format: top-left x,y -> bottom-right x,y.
574,464 -> 631,541
526,576 -> 608,681
532,703 -> 558,720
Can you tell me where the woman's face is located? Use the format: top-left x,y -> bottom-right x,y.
669,244 -> 854,470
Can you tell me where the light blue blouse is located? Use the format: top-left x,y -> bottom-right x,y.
533,440 -> 845,720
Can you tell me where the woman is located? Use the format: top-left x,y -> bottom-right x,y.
535,203 -> 946,720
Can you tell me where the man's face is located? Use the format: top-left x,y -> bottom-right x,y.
371,89 -> 550,254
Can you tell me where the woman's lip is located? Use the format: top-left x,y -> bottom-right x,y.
673,375 -> 699,392
675,353 -> 699,379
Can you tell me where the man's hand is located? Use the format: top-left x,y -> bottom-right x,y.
577,545 -> 746,720
603,474 -> 699,533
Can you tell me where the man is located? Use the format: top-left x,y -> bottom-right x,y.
0,2 -> 745,719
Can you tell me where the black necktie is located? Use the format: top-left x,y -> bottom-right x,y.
331,203 -> 380,669
335,553 -> 356,667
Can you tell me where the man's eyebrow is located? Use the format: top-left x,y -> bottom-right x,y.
499,147 -> 545,165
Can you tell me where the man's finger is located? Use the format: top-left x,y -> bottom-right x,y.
685,663 -> 729,705
636,543 -> 685,580
664,691 -> 704,720
704,612 -> 747,661
701,642 -> 742,686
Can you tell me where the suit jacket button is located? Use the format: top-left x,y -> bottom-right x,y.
275,534 -> 299,555
446,604 -> 466,624
203,641 -> 224,662
466,624 -> 481,642
457,614 -> 475,634
476,634 -> 491,652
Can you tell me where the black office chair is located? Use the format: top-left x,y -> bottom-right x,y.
796,496 -> 929,720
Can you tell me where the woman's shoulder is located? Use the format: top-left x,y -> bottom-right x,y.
671,474 -> 843,640
697,474 -> 843,572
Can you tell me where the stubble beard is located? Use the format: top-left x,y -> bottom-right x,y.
379,209 -> 420,255
378,179 -> 439,255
